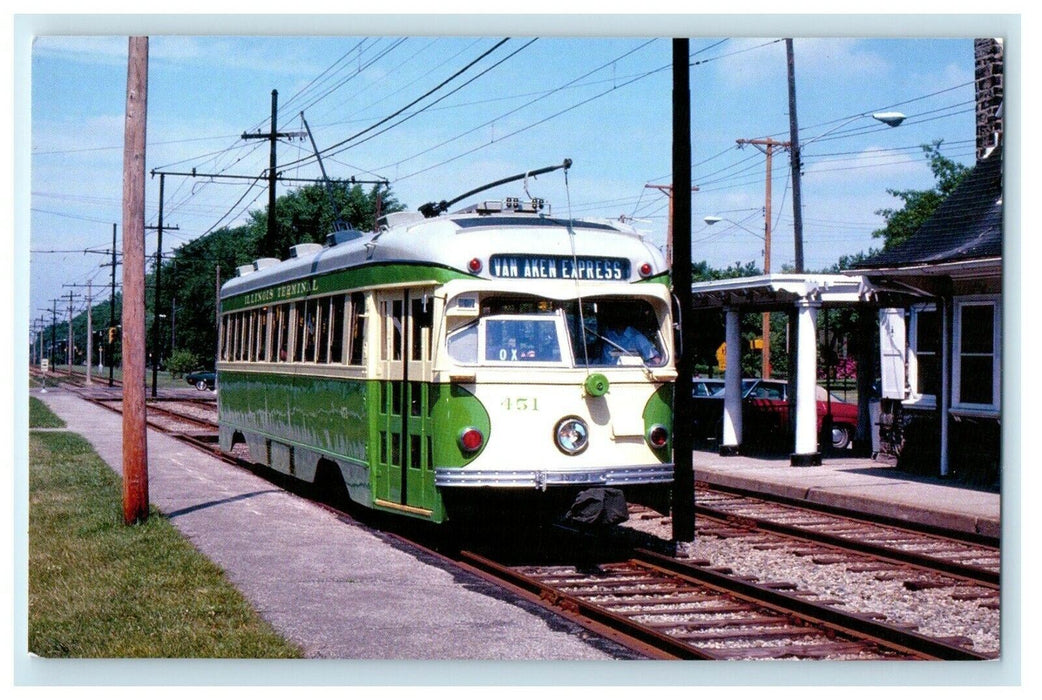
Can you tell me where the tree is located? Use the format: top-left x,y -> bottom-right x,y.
254,183 -> 404,260
872,140 -> 970,250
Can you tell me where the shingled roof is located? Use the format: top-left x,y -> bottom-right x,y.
858,147 -> 1002,269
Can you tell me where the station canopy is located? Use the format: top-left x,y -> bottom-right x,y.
688,273 -> 913,310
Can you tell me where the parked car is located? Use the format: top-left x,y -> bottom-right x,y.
185,370 -> 216,391
692,377 -> 859,449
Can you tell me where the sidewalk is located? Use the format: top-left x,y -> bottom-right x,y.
693,449 -> 1001,539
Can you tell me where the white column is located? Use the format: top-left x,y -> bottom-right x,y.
721,307 -> 742,455
792,299 -> 821,465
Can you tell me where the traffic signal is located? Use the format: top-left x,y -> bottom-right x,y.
108,326 -> 117,343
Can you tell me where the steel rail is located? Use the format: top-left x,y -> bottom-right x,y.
695,502 -> 999,587
696,480 -> 999,548
633,548 -> 994,660
456,550 -> 716,660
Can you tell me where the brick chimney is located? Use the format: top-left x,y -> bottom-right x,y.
974,38 -> 1004,161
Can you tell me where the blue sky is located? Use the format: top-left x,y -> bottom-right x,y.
19,16 -> 1007,336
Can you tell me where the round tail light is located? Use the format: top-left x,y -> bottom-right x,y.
459,427 -> 484,453
647,424 -> 669,449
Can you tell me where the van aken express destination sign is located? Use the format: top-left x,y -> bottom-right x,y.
489,254 -> 630,281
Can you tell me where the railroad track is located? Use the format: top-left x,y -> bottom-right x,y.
691,483 -> 999,586
454,548 -> 992,660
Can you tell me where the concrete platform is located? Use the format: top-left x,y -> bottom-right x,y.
693,449 -> 1001,539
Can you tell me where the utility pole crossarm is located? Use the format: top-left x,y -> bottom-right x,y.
645,184 -> 699,269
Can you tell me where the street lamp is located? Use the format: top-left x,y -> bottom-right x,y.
871,111 -> 906,127
703,216 -> 764,239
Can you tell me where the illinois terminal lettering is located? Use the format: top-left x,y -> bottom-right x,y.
243,279 -> 318,306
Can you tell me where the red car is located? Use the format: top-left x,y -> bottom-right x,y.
693,378 -> 859,449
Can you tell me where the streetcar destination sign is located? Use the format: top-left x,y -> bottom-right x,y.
489,254 -> 630,281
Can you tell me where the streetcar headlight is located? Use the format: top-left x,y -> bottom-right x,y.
647,423 -> 670,449
554,416 -> 589,455
459,427 -> 484,453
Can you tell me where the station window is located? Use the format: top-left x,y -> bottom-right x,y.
953,297 -> 1000,413
908,304 -> 940,404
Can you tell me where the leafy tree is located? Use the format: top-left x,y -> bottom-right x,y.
872,140 -> 969,250
166,348 -> 201,378
686,260 -> 775,377
253,183 -> 404,260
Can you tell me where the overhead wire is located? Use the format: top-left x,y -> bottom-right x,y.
280,38 -> 515,171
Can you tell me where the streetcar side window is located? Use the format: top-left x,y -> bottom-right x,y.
316,298 -> 329,364
243,308 -> 254,360
256,307 -> 269,362
381,299 -> 404,362
274,304 -> 289,362
348,292 -> 366,366
411,296 -> 433,362
328,294 -> 346,364
234,312 -> 245,361
219,315 -> 229,361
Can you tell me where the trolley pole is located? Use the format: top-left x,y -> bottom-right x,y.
121,35 -> 150,525
671,38 -> 696,547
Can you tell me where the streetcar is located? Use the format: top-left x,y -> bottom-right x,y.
217,163 -> 676,524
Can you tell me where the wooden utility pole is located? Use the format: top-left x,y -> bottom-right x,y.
671,38 -> 695,547
65,290 -> 78,369
645,184 -> 698,268
786,39 -> 805,273
86,282 -> 93,384
148,173 -> 178,399
122,36 -> 149,525
736,136 -> 788,380
242,90 -> 306,247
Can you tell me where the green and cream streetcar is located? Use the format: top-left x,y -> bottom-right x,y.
217,168 -> 676,524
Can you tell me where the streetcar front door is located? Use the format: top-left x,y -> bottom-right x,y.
374,288 -> 436,516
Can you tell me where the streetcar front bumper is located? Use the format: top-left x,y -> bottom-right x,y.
434,464 -> 673,490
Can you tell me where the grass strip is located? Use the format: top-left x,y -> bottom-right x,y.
29,396 -> 66,429
28,430 -> 303,658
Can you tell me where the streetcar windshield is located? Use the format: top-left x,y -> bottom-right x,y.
445,295 -> 667,368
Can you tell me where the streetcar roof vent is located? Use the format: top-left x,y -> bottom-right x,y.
325,228 -> 364,247
289,243 -> 323,259
236,264 -> 255,278
377,211 -> 425,231
252,257 -> 281,271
